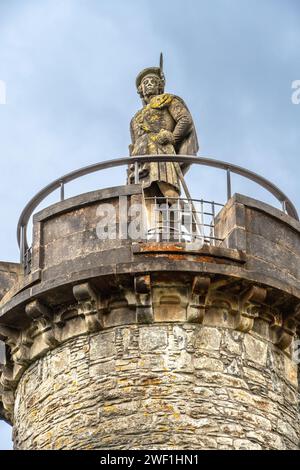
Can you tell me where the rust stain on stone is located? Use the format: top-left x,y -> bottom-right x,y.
141,252 -> 231,264
138,243 -> 185,252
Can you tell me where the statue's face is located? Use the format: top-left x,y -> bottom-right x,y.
140,74 -> 161,98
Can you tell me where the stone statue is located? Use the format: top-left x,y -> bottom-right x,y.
128,55 -> 199,201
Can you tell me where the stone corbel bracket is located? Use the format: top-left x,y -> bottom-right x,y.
135,274 -> 153,323
235,285 -> 267,333
0,326 -> 19,360
0,361 -> 17,422
73,282 -> 104,333
0,325 -> 33,374
187,276 -> 211,323
268,310 -> 297,351
0,396 -> 11,425
25,299 -> 58,349
0,327 -> 22,422
275,315 -> 296,350
294,303 -> 300,336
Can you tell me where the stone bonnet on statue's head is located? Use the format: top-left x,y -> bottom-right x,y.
136,55 -> 166,103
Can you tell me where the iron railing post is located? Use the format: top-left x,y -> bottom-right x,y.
212,201 -> 216,246
20,225 -> 24,264
282,200 -> 286,213
227,169 -> 232,200
134,162 -> 139,184
60,180 -> 65,201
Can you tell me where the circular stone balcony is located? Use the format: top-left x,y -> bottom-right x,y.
0,156 -> 299,449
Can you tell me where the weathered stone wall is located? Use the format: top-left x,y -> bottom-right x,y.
215,194 -> 300,295
0,262 -> 21,301
31,185 -> 142,280
13,323 -> 299,450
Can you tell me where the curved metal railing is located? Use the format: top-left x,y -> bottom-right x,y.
17,155 -> 299,261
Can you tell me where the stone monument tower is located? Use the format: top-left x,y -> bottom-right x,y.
0,59 -> 299,450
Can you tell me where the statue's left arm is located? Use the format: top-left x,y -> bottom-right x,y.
169,97 -> 194,148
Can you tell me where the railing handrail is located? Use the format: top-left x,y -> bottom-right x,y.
17,155 -> 299,255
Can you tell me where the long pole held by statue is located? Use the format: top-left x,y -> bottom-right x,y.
173,162 -> 203,240
159,52 -> 203,239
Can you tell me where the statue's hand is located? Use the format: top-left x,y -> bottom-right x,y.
156,130 -> 175,146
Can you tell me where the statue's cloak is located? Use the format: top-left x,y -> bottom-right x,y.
128,93 -> 199,192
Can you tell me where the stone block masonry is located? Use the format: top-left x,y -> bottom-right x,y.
13,324 -> 299,450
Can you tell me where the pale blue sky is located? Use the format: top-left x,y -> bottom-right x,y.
0,0 -> 299,450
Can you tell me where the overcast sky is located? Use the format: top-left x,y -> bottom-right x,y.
0,0 -> 299,450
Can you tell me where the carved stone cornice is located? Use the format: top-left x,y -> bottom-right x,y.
0,274 -> 299,424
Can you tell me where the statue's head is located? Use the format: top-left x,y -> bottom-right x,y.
136,67 -> 165,101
